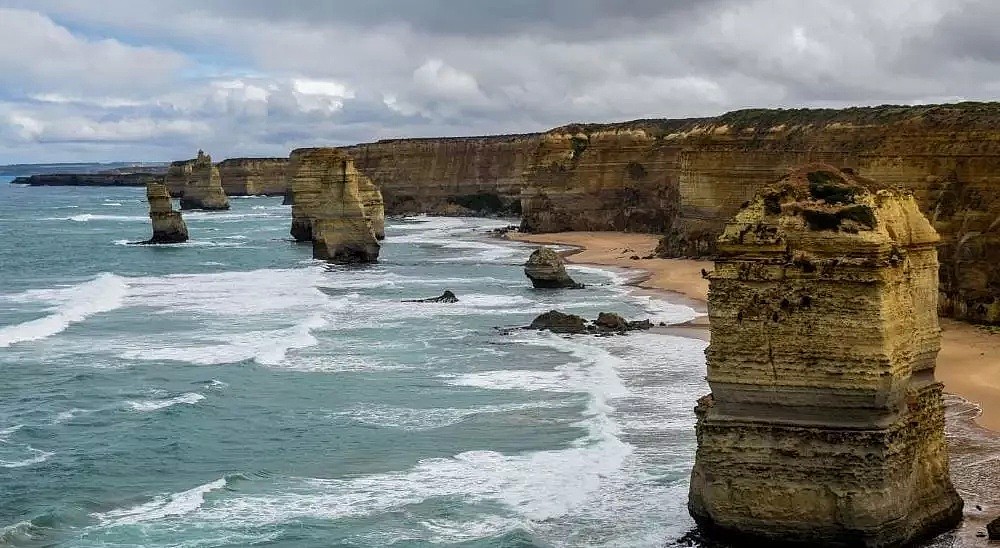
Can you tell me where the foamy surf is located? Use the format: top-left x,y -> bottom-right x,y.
94,478 -> 227,526
0,273 -> 128,348
0,447 -> 54,468
126,392 -> 205,412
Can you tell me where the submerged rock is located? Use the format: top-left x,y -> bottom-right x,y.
524,246 -> 583,289
403,290 -> 459,303
688,164 -> 963,546
179,150 -> 230,211
142,182 -> 188,244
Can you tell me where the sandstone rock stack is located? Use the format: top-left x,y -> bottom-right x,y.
179,151 -> 230,211
688,164 -> 963,546
524,246 -> 583,288
143,182 -> 188,244
287,148 -> 382,263
163,158 -> 195,197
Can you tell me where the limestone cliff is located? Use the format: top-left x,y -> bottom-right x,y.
287,148 -> 383,261
688,165 -> 962,546
520,103 -> 1000,324
143,182 -> 188,244
163,158 -> 195,197
217,157 -> 288,196
179,151 -> 230,211
343,134 -> 539,215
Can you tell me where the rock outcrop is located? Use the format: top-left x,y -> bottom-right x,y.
163,158 -> 196,197
287,148 -> 382,263
524,246 -> 583,289
143,182 -> 188,244
403,290 -> 459,303
528,310 -> 652,335
178,151 -> 230,211
344,134 -> 539,216
10,172 -> 163,187
688,165 -> 963,546
217,157 -> 288,196
518,103 -> 1000,324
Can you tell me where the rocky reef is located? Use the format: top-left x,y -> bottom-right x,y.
688,165 -> 963,546
217,157 -> 288,196
518,103 -> 1000,324
344,134 -> 539,216
178,151 -> 230,211
142,182 -> 188,244
287,148 -> 382,263
524,246 -> 583,288
528,310 -> 651,334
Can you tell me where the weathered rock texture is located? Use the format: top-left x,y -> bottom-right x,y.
177,151 -> 230,211
163,158 -> 195,197
524,246 -> 583,289
217,157 -> 288,196
688,165 -> 963,547
287,148 -> 382,263
519,103 -> 1000,324
143,182 -> 188,244
343,135 -> 539,216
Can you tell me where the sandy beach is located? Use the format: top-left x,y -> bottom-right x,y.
508,230 -> 1000,432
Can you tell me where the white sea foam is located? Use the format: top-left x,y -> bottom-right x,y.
338,400 -> 572,431
64,214 -> 146,222
0,447 -> 53,468
0,273 -> 128,348
0,424 -> 23,441
94,478 -> 227,526
102,202 -> 123,206
127,392 -> 205,412
53,408 -> 91,424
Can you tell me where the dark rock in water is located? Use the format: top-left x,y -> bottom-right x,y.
282,190 -> 294,206
988,516 -> 1000,540
529,310 -> 589,334
142,182 -> 188,244
404,290 -> 459,303
524,246 -> 584,289
529,310 -> 653,335
595,312 -> 629,331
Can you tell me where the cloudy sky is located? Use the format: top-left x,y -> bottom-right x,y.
0,0 -> 996,163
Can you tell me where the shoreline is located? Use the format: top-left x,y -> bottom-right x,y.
507,229 -> 1000,542
506,231 -> 1000,431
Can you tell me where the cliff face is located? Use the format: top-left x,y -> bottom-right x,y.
217,158 -> 288,196
343,135 -> 539,215
11,173 -> 161,187
287,148 -> 383,257
163,159 -> 194,197
520,103 -> 1000,324
179,151 -> 230,211
144,182 -> 188,244
689,165 -> 962,546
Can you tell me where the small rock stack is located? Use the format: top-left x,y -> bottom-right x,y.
180,150 -> 230,211
688,164 -> 963,546
524,246 -> 583,288
144,182 -> 188,244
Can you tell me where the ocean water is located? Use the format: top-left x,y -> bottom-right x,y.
0,181 -> 711,547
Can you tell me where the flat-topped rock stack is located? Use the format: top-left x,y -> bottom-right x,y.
143,182 -> 188,244
287,148 -> 383,263
217,157 -> 288,196
688,164 -> 963,546
179,150 -> 230,211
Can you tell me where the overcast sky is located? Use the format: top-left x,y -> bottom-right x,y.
0,0 -> 996,163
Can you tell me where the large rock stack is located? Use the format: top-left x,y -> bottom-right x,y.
688,164 -> 963,546
287,148 -> 382,263
143,182 -> 188,244
217,157 -> 289,196
179,150 -> 230,211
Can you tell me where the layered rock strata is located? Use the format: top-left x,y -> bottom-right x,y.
518,103 -> 1000,324
163,158 -> 195,197
688,165 -> 962,546
179,151 -> 230,211
344,134 -> 539,215
217,157 -> 288,196
288,148 -> 384,243
143,182 -> 188,244
287,148 -> 382,263
524,246 -> 583,288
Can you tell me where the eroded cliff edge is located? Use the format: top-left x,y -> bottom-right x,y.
343,134 -> 539,216
519,102 -> 1000,324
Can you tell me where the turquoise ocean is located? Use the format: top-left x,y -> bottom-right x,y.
0,180 -> 713,547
